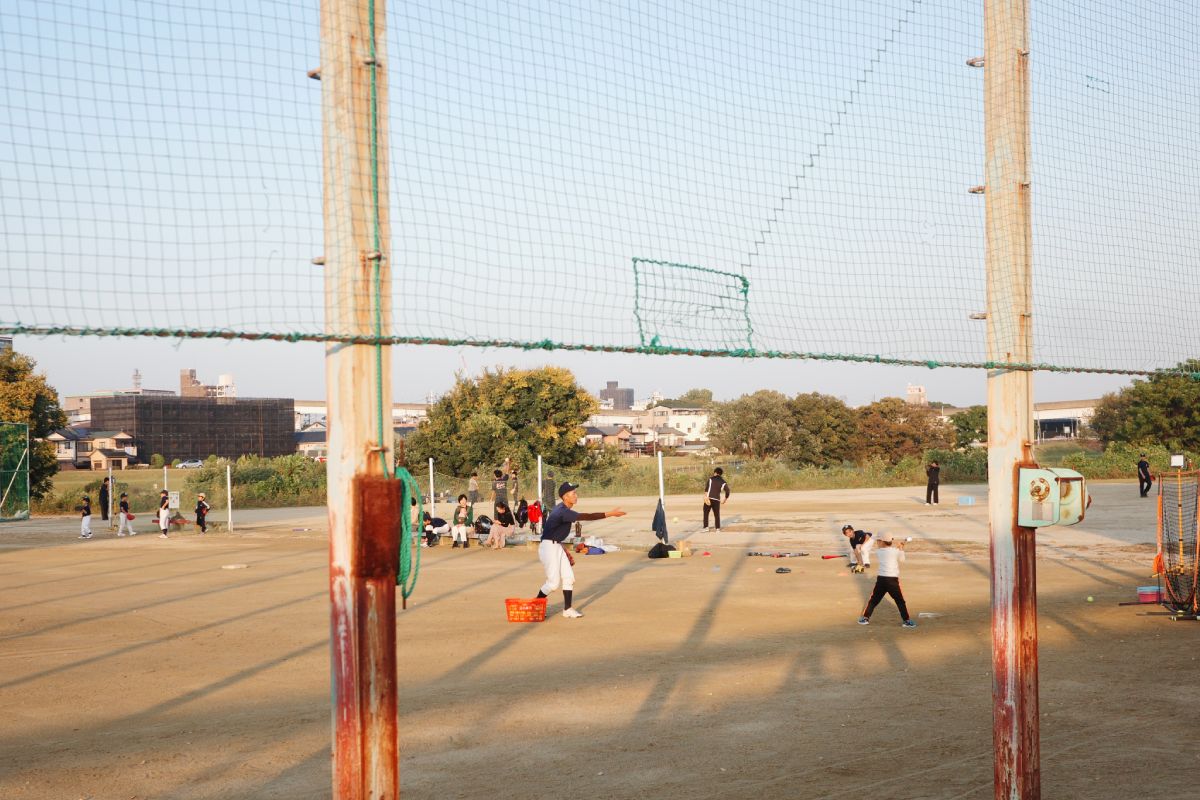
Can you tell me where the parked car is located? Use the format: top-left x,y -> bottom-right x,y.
178,460 -> 204,469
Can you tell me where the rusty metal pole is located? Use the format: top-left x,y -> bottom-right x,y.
984,0 -> 1039,798
321,0 -> 399,797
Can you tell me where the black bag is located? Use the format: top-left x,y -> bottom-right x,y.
647,542 -> 677,559
425,530 -> 441,547
474,515 -> 492,534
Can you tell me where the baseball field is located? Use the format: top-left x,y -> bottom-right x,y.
1,482 -> 1195,799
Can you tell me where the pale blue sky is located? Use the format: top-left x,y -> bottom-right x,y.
2,0 -> 1194,404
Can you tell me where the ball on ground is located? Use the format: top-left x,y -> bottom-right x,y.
1086,596 -> 1094,602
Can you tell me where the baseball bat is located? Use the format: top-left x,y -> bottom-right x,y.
822,554 -> 847,559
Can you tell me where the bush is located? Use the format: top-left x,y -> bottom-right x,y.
185,454 -> 327,510
149,453 -> 165,468
1061,442 -> 1188,480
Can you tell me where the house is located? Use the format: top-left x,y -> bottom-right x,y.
46,428 -> 137,469
582,425 -> 632,450
295,430 -> 327,461
635,406 -> 710,442
650,426 -> 686,449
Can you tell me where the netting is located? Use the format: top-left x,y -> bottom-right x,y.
3,1 -> 1200,375
1157,471 -> 1199,614
0,422 -> 31,521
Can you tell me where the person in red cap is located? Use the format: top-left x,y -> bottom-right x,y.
534,482 -> 625,618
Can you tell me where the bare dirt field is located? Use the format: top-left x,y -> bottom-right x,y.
1,482 -> 1197,799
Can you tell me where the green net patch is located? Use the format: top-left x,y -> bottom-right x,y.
633,259 -> 751,352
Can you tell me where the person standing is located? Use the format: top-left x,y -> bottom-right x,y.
925,460 -> 940,505
541,470 -> 556,510
841,524 -> 873,573
195,493 -> 210,534
467,472 -> 480,507
534,482 -> 626,619
1137,454 -> 1153,498
858,534 -> 916,627
450,494 -> 474,548
158,489 -> 171,539
98,477 -> 110,522
79,494 -> 93,539
490,468 -> 509,516
117,492 -> 136,536
702,467 -> 730,531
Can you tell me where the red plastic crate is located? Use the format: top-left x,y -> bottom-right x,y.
505,597 -> 547,622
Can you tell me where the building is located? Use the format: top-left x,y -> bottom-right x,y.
936,398 -> 1100,441
599,381 -> 635,411
90,395 -> 293,461
905,384 -> 928,406
292,400 -> 428,431
636,405 -> 710,442
0,336 -> 12,354
64,370 -> 176,426
47,429 -> 137,470
1034,399 -> 1100,440
181,369 -> 237,398
582,425 -> 632,451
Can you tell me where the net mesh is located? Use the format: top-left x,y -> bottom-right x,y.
1158,471 -> 1199,614
2,1 -> 1199,374
0,422 -> 31,521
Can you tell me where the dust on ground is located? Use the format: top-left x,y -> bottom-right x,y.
1,482 -> 1195,799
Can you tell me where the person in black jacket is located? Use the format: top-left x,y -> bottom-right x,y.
702,467 -> 730,531
98,477 -> 110,522
1137,454 -> 1153,497
925,461 -> 940,505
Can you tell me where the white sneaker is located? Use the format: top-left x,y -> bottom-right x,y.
562,608 -> 584,619
117,532 -> 126,537
159,533 -> 168,539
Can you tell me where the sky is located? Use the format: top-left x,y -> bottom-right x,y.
1,0 -> 1193,405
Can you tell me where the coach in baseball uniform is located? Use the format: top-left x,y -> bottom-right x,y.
534,482 -> 625,619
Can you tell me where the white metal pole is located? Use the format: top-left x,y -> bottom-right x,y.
537,454 -> 543,507
657,450 -> 665,508
163,465 -> 168,493
428,457 -> 435,518
108,464 -> 114,529
226,463 -> 233,534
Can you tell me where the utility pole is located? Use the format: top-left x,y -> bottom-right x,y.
983,0 -> 1039,797
321,0 -> 399,797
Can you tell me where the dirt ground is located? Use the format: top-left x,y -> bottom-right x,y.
1,482 -> 1197,799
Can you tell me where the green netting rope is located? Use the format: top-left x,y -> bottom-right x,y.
395,467 -> 422,603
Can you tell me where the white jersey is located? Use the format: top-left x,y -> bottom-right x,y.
874,546 -> 905,577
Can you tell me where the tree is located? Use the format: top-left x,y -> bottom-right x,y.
707,390 -> 793,457
785,392 -> 859,467
951,405 -> 988,448
0,350 -> 67,500
660,388 -> 714,409
404,366 -> 597,475
854,397 -> 953,464
1090,360 -> 1200,450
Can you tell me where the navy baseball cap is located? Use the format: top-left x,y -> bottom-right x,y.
558,481 -> 579,498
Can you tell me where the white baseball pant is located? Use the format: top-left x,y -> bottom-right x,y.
538,539 -> 574,594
